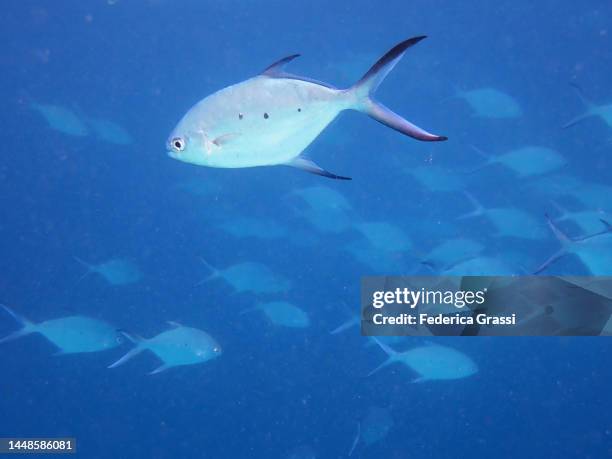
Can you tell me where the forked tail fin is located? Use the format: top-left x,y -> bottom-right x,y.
457,191 -> 486,220
349,36 -> 447,142
534,214 -> 573,274
367,337 -> 399,376
563,83 -> 595,129
0,304 -> 35,344
107,331 -> 146,369
196,257 -> 221,286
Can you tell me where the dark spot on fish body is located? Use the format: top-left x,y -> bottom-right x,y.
239,113 -> 243,120
298,108 -> 301,112
264,112 -> 269,119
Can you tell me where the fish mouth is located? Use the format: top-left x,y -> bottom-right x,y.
167,150 -> 178,160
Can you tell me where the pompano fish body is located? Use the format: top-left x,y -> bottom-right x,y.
0,305 -> 121,354
109,322 -> 222,374
456,87 -> 522,118
87,118 -> 133,145
354,221 -> 412,252
31,103 -> 89,137
167,37 -> 446,180
408,165 -> 465,192
473,145 -> 565,177
424,238 -> 485,268
254,301 -> 310,328
199,259 -> 291,294
290,185 -> 352,211
171,76 -> 343,168
458,192 -> 546,240
75,257 -> 142,286
368,338 -> 478,381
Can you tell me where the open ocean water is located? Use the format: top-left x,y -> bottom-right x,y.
1,1 -> 611,458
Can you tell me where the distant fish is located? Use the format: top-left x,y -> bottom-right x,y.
354,222 -> 412,252
289,185 -> 352,211
407,165 -> 465,192
30,102 -> 89,136
368,338 -> 478,381
344,239 -> 410,273
75,257 -> 142,286
0,305 -> 121,354
295,206 -> 353,234
453,87 -> 522,119
349,406 -> 394,456
472,145 -> 565,178
440,255 -> 519,276
535,215 -> 612,276
563,83 -> 612,129
551,202 -> 611,234
216,217 -> 288,240
86,117 -> 133,145
458,192 -> 547,240
523,174 -> 584,200
108,321 -> 221,374
245,301 -> 310,328
199,258 -> 291,294
167,37 -> 446,180
422,238 -> 485,268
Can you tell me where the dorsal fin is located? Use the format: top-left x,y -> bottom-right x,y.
261,54 -> 301,76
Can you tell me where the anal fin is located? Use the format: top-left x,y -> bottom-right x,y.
285,157 -> 351,180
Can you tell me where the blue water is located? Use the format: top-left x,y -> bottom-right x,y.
1,1 -> 611,457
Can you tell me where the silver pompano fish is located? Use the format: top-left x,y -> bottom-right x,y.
167,37 -> 446,180
108,322 -> 222,375
0,305 -> 121,354
368,338 -> 478,382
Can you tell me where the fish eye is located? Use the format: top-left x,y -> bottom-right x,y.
213,346 -> 220,353
171,137 -> 185,152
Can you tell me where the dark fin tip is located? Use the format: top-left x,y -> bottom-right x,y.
261,54 -> 301,76
359,36 -> 428,86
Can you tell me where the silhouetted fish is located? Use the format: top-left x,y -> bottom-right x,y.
0,305 -> 121,354
199,259 -> 291,294
454,87 -> 522,118
108,322 -> 221,375
75,257 -> 142,286
31,102 -> 89,136
246,301 -> 310,328
368,338 -> 478,382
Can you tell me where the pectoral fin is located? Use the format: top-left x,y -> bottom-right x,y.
149,364 -> 171,375
284,157 -> 351,180
212,133 -> 241,146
